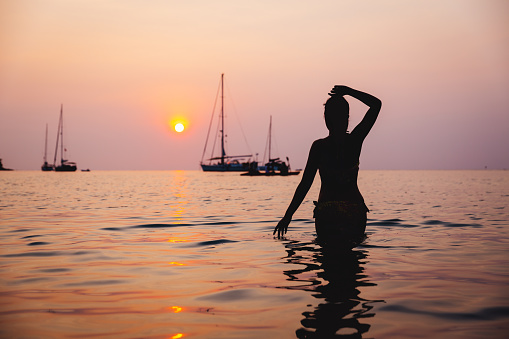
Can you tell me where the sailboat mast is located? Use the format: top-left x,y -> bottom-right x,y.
60,105 -> 64,164
53,106 -> 62,166
269,115 -> 272,161
220,73 -> 225,166
44,124 -> 48,163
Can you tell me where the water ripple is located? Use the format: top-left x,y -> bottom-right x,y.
3,251 -> 92,257
380,304 -> 509,321
190,239 -> 239,247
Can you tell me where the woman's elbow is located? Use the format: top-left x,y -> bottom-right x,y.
372,98 -> 382,111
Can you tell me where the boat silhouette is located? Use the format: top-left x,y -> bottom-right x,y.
53,105 -> 77,172
41,124 -> 54,171
241,116 -> 300,176
0,159 -> 13,171
200,74 -> 254,172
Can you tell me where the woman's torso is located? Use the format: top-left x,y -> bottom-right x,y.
316,134 -> 365,205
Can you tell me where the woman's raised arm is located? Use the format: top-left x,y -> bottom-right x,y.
330,85 -> 382,140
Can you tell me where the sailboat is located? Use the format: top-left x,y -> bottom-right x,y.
0,159 -> 13,171
241,116 -> 300,176
41,124 -> 54,171
200,74 -> 254,172
53,105 -> 77,172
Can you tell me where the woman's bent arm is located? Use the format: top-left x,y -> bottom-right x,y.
330,86 -> 382,139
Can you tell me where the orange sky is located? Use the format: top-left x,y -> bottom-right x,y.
1,0 -> 508,170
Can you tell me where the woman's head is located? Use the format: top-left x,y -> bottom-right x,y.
324,95 -> 349,133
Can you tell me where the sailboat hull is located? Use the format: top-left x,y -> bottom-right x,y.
55,166 -> 77,172
201,163 -> 250,172
55,163 -> 77,172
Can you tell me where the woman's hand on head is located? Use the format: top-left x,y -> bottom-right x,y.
273,217 -> 291,239
329,85 -> 351,97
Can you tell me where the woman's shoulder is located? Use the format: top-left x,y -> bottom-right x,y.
310,138 -> 330,153
312,137 -> 329,147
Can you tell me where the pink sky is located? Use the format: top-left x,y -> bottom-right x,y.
1,0 -> 508,170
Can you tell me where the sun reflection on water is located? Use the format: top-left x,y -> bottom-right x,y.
167,237 -> 188,243
168,170 -> 189,223
169,306 -> 183,313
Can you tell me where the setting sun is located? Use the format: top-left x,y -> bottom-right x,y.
169,117 -> 188,134
174,123 -> 185,133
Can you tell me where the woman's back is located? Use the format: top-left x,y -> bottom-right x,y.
315,133 -> 366,206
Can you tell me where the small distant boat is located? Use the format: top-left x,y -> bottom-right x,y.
81,169 -> 90,172
41,124 -> 54,171
200,74 -> 254,172
0,159 -> 13,171
53,105 -> 77,172
241,116 -> 300,176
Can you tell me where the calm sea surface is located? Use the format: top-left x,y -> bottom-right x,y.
1,170 -> 508,338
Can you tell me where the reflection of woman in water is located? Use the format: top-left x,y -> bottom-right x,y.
281,241 -> 380,337
274,85 -> 381,247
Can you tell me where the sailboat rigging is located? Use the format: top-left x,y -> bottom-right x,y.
200,74 -> 254,172
41,123 -> 54,171
53,105 -> 77,172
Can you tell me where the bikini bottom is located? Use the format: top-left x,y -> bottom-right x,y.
313,201 -> 368,248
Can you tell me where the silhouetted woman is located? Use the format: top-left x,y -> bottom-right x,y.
274,85 -> 381,247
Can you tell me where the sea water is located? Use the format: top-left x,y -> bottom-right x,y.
0,170 -> 508,338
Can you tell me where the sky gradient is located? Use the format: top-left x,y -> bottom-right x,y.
1,0 -> 508,170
